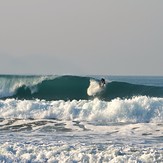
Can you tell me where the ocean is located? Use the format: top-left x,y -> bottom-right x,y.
0,75 -> 163,162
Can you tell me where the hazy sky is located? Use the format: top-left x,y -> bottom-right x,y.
0,0 -> 163,75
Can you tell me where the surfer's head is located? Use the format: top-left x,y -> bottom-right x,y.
101,78 -> 105,84
100,78 -> 105,87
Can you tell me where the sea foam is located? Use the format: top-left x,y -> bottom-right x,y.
0,96 -> 163,123
87,79 -> 103,96
1,141 -> 163,163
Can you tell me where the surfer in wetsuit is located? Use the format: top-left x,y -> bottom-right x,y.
99,78 -> 105,87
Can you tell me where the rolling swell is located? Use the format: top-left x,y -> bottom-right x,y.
1,75 -> 163,101
102,81 -> 163,100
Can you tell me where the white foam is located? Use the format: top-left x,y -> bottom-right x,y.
0,140 -> 163,162
87,79 -> 103,96
0,96 -> 163,123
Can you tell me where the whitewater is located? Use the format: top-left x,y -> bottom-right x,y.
0,75 -> 163,162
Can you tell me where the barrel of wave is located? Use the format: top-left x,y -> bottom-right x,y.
87,78 -> 106,96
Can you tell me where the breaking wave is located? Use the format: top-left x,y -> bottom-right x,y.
0,75 -> 163,101
0,96 -> 163,123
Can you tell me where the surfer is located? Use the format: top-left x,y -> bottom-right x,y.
99,78 -> 105,87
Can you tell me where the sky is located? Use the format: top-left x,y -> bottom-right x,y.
0,0 -> 163,75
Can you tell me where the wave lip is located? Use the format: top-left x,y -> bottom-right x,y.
0,75 -> 53,99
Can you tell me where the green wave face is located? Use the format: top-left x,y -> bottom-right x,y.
13,76 -> 90,100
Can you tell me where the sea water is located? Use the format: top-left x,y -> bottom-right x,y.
0,75 -> 163,162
